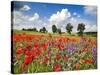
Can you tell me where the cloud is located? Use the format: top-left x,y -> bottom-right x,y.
84,6 -> 97,16
13,11 -> 40,29
12,11 -> 50,31
20,5 -> 31,11
13,8 -> 97,33
29,13 -> 39,21
49,9 -> 71,26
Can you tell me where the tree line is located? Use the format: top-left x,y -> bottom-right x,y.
22,23 -> 85,36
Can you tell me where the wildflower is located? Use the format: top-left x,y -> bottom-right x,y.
85,58 -> 93,64
34,43 -> 39,49
16,48 -> 23,54
53,64 -> 61,71
42,43 -> 48,50
56,53 -> 62,60
24,56 -> 33,65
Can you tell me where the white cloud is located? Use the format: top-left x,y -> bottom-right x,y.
84,6 -> 97,16
13,11 -> 40,29
20,5 -> 31,11
12,11 -> 50,31
29,13 -> 39,21
13,8 -> 97,33
49,9 -> 71,26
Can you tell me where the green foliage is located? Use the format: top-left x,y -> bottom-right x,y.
39,27 -> 47,33
66,23 -> 73,34
52,25 -> 57,33
77,23 -> 85,36
22,28 -> 38,32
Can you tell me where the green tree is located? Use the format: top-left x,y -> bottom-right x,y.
77,23 -> 85,36
39,27 -> 47,33
39,28 -> 43,32
42,27 -> 46,33
33,28 -> 38,32
52,25 -> 57,33
66,23 -> 73,34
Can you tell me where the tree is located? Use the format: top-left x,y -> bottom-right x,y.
22,28 -> 25,31
39,29 -> 43,32
42,27 -> 46,33
57,29 -> 61,34
33,28 -> 38,32
52,25 -> 57,33
77,23 -> 85,36
66,23 -> 73,34
39,27 -> 47,33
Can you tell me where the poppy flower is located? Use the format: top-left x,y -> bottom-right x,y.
58,44 -> 65,50
44,56 -> 49,63
24,56 -> 33,65
56,53 -> 62,60
34,43 -> 39,49
24,50 -> 32,57
53,64 -> 61,71
16,48 -> 23,54
42,43 -> 48,50
85,58 -> 93,64
31,49 -> 39,58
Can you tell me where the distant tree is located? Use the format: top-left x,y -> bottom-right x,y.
22,28 -> 25,31
33,28 -> 38,32
77,23 -> 85,36
39,29 -> 43,32
22,28 -> 38,32
42,27 -> 46,33
52,25 -> 57,33
39,27 -> 47,33
57,29 -> 61,34
66,23 -> 73,34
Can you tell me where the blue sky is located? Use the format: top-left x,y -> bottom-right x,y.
12,1 -> 97,32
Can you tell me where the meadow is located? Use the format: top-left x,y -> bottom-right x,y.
12,30 -> 97,73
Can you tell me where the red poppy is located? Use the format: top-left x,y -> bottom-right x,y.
26,45 -> 32,50
53,64 -> 61,71
44,56 -> 49,63
56,53 -> 62,60
58,44 -> 65,50
16,48 -> 23,54
24,50 -> 32,56
34,43 -> 39,49
85,58 -> 93,64
24,56 -> 33,65
37,50 -> 41,56
42,43 -> 48,50
31,49 -> 39,58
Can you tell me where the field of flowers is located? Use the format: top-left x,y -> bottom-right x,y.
12,31 -> 97,73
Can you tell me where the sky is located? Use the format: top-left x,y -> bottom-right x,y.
11,1 -> 97,32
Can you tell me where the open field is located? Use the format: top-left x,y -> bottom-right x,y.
12,30 -> 97,73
